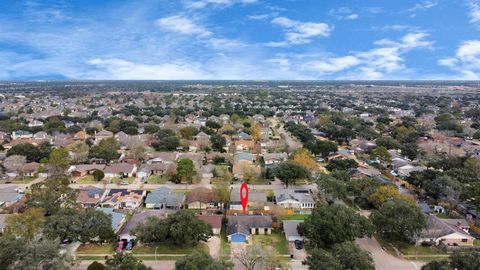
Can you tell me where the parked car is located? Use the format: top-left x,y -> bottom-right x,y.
125,239 -> 135,251
116,240 -> 126,252
294,240 -> 303,250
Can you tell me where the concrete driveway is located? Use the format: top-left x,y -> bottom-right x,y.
356,238 -> 425,270
205,236 -> 221,259
289,242 -> 308,270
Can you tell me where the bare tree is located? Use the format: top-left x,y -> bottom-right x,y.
234,244 -> 265,270
3,155 -> 26,179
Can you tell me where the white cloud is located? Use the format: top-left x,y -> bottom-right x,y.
307,56 -> 360,73
468,1 -> 480,25
155,15 -> 211,37
184,0 -> 257,9
86,58 -> 206,79
301,32 -> 434,79
438,40 -> 480,79
407,1 -> 438,12
265,17 -> 331,47
329,7 -> 359,20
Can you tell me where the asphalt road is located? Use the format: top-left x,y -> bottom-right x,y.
356,237 -> 425,270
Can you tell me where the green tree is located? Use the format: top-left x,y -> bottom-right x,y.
304,248 -> 343,270
176,158 -> 196,184
27,177 -> 77,215
144,124 -> 160,135
5,208 -> 45,239
274,161 -> 310,187
421,251 -> 480,270
88,137 -> 120,162
332,241 -> 375,270
7,143 -> 41,162
105,253 -> 152,270
0,236 -> 73,270
93,169 -> 105,181
44,208 -> 114,243
211,134 -> 227,152
175,250 -> 233,270
48,147 -> 71,176
375,137 -> 400,150
133,210 -> 212,247
304,140 -> 338,157
367,185 -> 413,209
316,173 -> 348,200
326,159 -> 358,172
369,146 -> 392,165
371,199 -> 427,242
298,204 -> 373,248
153,129 -> 180,151
87,261 -> 107,270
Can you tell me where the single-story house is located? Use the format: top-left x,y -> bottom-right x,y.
137,163 -> 176,182
197,215 -> 222,234
22,162 -> 40,177
275,189 -> 315,210
230,188 -> 268,211
69,164 -> 106,178
120,210 -> 167,236
418,215 -> 475,246
144,187 -> 184,209
226,215 -> 273,243
0,187 -> 24,208
96,208 -> 126,233
101,189 -> 146,209
283,220 -> 304,242
186,187 -> 219,209
263,152 -> 288,167
76,186 -> 106,208
397,165 -> 425,178
104,163 -> 137,178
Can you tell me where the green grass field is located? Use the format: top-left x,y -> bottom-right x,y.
132,242 -> 209,255
252,230 -> 289,255
146,175 -> 167,184
278,214 -> 311,221
76,243 -> 114,254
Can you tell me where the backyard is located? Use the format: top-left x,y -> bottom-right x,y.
252,230 -> 289,255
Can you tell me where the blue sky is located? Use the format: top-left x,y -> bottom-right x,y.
1,0 -> 480,80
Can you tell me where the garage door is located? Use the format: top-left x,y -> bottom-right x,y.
231,234 -> 246,243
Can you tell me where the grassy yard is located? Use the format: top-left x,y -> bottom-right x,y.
146,175 -> 167,184
278,214 -> 311,221
252,230 -> 289,255
112,177 -> 136,185
132,242 -> 209,255
220,223 -> 231,258
10,176 -> 36,184
375,234 -> 447,257
76,243 -> 114,254
76,175 -> 97,184
248,178 -> 271,184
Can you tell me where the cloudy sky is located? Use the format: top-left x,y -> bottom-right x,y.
1,0 -> 480,80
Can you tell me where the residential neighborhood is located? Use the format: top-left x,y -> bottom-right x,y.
1,81 -> 480,270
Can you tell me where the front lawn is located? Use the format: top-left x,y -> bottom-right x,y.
76,175 -> 97,184
252,230 -> 289,255
112,177 -> 136,185
132,242 -> 209,255
76,243 -> 114,254
278,214 -> 310,221
146,175 -> 167,184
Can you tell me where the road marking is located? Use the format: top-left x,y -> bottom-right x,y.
410,261 -> 419,269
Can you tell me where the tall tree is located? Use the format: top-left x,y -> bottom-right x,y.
27,177 -> 77,215
274,161 -> 310,187
105,253 -> 152,270
176,158 -> 196,184
175,250 -> 233,270
48,147 -> 71,176
298,204 -> 373,248
371,199 -> 427,243
5,208 -> 45,239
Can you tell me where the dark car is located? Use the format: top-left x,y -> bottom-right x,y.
294,240 -> 303,250
125,239 -> 135,251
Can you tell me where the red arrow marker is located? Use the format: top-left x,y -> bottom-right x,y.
240,182 -> 249,213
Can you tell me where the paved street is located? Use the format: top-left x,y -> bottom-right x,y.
73,260 -> 176,270
356,237 -> 425,270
